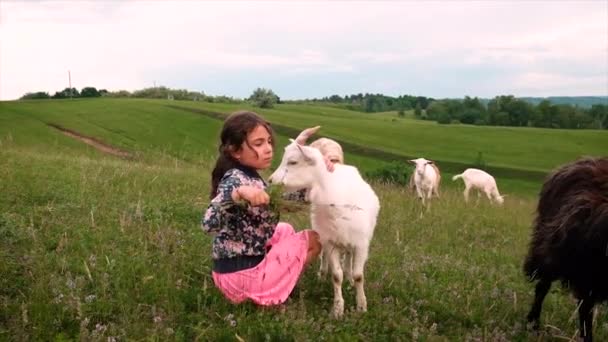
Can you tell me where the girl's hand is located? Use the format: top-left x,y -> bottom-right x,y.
233,185 -> 270,206
324,156 -> 335,172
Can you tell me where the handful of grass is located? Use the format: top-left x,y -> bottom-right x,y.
217,185 -> 308,214
267,184 -> 309,214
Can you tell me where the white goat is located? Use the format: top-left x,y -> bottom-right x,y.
269,139 -> 380,319
409,158 -> 440,206
452,168 -> 504,205
295,126 -> 346,279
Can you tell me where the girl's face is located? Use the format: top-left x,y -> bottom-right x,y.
232,124 -> 273,170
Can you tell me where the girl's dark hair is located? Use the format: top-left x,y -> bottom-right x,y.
210,111 -> 275,199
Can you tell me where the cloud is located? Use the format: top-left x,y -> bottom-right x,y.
1,1 -> 606,100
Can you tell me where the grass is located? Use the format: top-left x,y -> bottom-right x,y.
3,98 -> 605,192
171,100 -> 607,174
1,145 -> 606,341
1,98 -> 606,340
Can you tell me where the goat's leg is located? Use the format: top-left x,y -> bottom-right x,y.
578,296 -> 595,342
463,185 -> 471,202
328,247 -> 344,319
484,188 -> 494,203
343,249 -> 354,286
352,245 -> 369,313
527,279 -> 552,330
416,186 -> 425,206
317,245 -> 330,279
425,188 -> 433,211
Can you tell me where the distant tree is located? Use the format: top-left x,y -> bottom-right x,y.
507,99 -> 533,126
414,103 -> 422,117
364,96 -> 375,113
554,105 -> 576,129
52,87 -> 79,99
494,111 -> 510,126
437,111 -> 451,124
416,96 -> 430,109
589,104 -> 608,129
132,86 -> 168,99
20,92 -> 50,100
329,94 -> 343,103
249,88 -> 279,108
443,99 -> 463,122
426,101 -> 447,121
80,87 -> 101,97
531,100 -> 554,127
107,90 -> 131,98
460,109 -> 481,124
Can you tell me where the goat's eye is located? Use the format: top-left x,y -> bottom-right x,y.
287,161 -> 298,166
330,159 -> 339,163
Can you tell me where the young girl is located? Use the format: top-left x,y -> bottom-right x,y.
202,111 -> 322,306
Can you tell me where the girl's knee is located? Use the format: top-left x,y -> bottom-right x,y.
306,231 -> 321,255
275,222 -> 296,235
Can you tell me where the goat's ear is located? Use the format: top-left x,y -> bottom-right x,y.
296,144 -> 316,164
295,126 -> 321,145
408,159 -> 416,165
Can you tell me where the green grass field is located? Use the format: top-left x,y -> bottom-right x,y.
1,98 -> 606,340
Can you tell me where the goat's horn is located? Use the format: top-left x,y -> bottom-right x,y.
295,126 -> 321,145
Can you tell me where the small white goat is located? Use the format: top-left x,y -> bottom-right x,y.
294,126 -> 346,279
269,138 -> 380,319
409,158 -> 440,206
452,168 -> 504,205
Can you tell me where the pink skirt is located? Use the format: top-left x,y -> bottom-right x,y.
212,222 -> 310,306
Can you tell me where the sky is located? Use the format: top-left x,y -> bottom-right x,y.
1,1 -> 607,101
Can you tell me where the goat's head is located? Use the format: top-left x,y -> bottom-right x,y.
409,158 -> 433,177
268,139 -> 324,191
294,125 -> 321,145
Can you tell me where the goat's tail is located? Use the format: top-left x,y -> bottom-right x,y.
452,173 -> 463,181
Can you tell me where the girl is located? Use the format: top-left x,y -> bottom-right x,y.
202,111 -> 323,306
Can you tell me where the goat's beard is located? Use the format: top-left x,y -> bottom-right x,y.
281,182 -> 307,192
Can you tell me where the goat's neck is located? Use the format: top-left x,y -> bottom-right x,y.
307,163 -> 332,202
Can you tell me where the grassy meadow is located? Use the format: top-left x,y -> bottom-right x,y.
0,98 -> 606,341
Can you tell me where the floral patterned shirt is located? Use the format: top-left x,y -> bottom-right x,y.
202,165 -> 280,260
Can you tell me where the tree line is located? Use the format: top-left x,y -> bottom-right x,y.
424,95 -> 607,129
20,87 -> 109,99
19,87 -> 606,129
287,93 -> 433,114
19,86 -> 271,106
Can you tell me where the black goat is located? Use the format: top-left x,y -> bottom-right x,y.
524,157 -> 608,341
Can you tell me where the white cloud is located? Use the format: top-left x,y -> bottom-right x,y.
1,1 -> 606,99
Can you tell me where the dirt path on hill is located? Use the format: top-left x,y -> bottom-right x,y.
47,123 -> 133,159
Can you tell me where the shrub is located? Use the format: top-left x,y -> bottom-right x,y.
365,161 -> 411,186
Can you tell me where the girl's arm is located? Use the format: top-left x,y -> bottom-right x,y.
201,172 -> 242,233
232,185 -> 269,206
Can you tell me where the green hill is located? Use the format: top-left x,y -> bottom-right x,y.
1,98 -> 606,340
2,98 -> 606,194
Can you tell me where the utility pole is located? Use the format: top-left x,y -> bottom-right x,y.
68,70 -> 73,100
